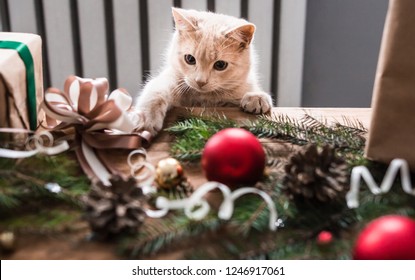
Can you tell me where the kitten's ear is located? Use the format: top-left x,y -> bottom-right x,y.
225,24 -> 256,47
172,8 -> 197,32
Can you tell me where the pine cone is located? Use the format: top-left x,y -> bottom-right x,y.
283,145 -> 349,203
83,175 -> 147,237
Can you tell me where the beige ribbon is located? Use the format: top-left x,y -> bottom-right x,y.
0,128 -> 69,158
145,181 -> 278,231
41,75 -> 150,186
346,158 -> 415,208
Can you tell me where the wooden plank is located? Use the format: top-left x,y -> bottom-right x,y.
43,0 -> 76,88
272,107 -> 372,129
113,0 -> 142,95
248,0 -> 274,93
77,0 -> 109,79
163,106 -> 372,128
8,0 -> 37,34
215,0 -> 241,18
181,0 -> 207,11
147,0 -> 174,74
277,0 -> 307,106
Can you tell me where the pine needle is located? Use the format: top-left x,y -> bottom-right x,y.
166,116 -> 237,161
0,193 -> 20,209
120,215 -> 223,257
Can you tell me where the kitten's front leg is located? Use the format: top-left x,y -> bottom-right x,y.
241,91 -> 273,114
131,72 -> 173,136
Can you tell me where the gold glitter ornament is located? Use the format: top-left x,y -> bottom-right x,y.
155,158 -> 184,189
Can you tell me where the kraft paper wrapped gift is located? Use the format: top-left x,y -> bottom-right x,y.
0,32 -> 44,131
366,0 -> 415,169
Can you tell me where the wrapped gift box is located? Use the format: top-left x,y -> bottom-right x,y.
0,32 -> 44,131
365,0 -> 415,169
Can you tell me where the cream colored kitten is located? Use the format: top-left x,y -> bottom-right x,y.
133,8 -> 272,136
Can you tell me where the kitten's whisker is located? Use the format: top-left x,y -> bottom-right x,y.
172,79 -> 191,101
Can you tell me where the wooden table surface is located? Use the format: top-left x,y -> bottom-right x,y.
147,107 -> 372,188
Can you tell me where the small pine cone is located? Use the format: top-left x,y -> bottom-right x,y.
174,178 -> 194,198
283,145 -> 349,203
83,175 -> 147,237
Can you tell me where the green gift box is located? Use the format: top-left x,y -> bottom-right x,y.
0,32 -> 44,131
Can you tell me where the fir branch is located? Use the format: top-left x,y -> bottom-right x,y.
0,208 -> 83,234
120,215 -> 223,257
185,230 -> 280,260
173,151 -> 202,162
338,115 -> 367,133
301,114 -> 366,151
0,154 -> 88,214
10,170 -> 45,186
167,116 -> 237,161
167,113 -> 367,163
246,114 -> 305,142
230,191 -> 282,236
0,185 -> 83,215
0,193 -> 20,209
248,113 -> 367,152
234,201 -> 268,236
166,116 -> 237,135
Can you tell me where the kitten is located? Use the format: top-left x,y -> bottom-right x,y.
132,8 -> 273,136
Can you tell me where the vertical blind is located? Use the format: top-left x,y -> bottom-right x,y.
0,0 -> 281,101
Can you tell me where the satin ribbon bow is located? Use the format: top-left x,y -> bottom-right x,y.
41,76 -> 150,186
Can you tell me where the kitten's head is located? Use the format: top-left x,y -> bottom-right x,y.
170,8 -> 255,93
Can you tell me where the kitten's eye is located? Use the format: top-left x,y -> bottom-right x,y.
213,60 -> 228,71
184,54 -> 196,65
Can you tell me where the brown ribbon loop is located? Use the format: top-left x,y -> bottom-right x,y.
41,75 -> 150,185
77,82 -> 94,116
84,100 -> 122,130
82,132 -> 149,150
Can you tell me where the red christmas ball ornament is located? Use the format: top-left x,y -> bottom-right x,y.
317,231 -> 333,245
201,128 -> 265,187
353,215 -> 415,260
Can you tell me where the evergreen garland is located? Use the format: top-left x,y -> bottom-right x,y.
1,113 -> 414,260
166,117 -> 237,161
0,154 -> 89,233
167,113 -> 367,166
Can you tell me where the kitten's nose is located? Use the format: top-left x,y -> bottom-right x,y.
196,79 -> 208,88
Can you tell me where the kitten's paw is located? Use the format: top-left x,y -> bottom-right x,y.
129,110 -> 164,137
241,92 -> 272,114
128,111 -> 144,128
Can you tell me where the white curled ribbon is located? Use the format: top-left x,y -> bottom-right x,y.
145,181 -> 278,231
127,149 -> 156,193
346,158 -> 415,208
0,129 -> 69,159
